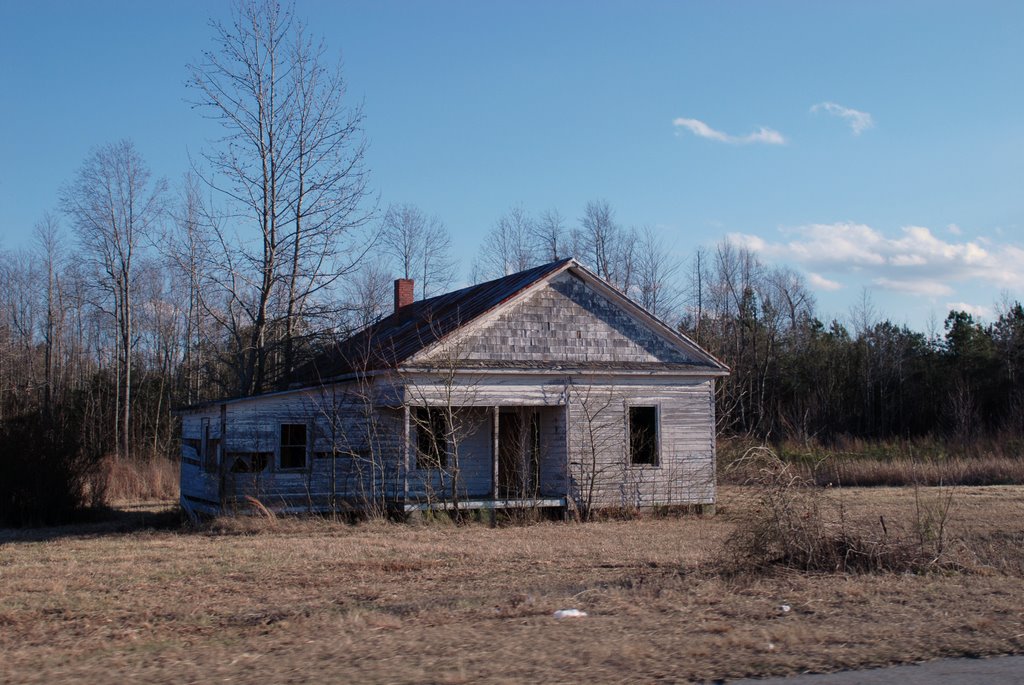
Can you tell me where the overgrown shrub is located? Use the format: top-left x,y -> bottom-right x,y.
98,453 -> 179,502
722,446 -> 963,575
0,403 -> 106,526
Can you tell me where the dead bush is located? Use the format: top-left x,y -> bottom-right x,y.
98,454 -> 179,502
722,446 -> 965,575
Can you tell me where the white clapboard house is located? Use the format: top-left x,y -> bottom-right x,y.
178,258 -> 729,518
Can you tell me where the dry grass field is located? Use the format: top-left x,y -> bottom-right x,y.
3,487 -> 1024,683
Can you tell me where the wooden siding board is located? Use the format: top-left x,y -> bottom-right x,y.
564,380 -> 716,508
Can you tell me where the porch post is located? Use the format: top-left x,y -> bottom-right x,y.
402,404 -> 410,506
491,406 -> 500,527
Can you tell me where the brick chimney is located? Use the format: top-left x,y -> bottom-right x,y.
394,278 -> 415,313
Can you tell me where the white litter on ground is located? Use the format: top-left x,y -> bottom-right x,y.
553,609 -> 587,619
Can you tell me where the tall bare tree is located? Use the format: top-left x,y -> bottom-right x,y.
188,0 -> 372,394
472,204 -> 537,281
577,199 -> 619,283
343,259 -> 392,329
34,214 -> 66,413
380,203 -> 455,299
635,226 -> 681,320
532,208 -> 569,261
60,140 -> 166,460
167,173 -> 211,404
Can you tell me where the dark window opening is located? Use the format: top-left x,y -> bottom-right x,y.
415,407 -> 448,470
629,406 -> 659,466
205,437 -> 221,473
280,423 -> 307,470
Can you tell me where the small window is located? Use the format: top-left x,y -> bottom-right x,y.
280,424 -> 308,470
415,407 -> 448,470
629,406 -> 659,466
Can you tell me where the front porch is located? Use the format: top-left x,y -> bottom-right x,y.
402,403 -> 569,508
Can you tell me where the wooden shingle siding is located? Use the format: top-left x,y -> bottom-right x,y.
423,272 -> 698,366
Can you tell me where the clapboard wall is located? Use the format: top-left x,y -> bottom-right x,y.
565,378 -> 716,509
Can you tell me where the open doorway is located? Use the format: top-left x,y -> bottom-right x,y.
497,408 -> 541,499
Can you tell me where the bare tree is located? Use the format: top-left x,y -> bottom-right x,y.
342,259 -> 392,329
187,0 -> 373,394
472,204 -> 537,281
576,199 -> 619,284
60,140 -> 166,460
166,173 -> 213,404
34,214 -> 66,413
532,208 -> 569,261
380,203 -> 455,299
682,246 -> 708,345
635,226 -> 682,321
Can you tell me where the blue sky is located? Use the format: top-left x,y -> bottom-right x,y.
2,1 -> 1022,330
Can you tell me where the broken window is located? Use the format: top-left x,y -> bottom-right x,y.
415,407 -> 448,470
628,406 -> 659,466
280,423 -> 308,470
228,452 -> 271,473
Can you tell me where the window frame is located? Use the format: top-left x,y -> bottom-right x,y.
626,403 -> 661,468
278,422 -> 310,471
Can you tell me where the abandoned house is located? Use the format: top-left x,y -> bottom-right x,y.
178,258 -> 729,518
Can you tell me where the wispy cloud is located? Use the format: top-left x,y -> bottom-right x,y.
810,102 -> 874,135
874,277 -> 953,297
672,117 -> 786,145
807,272 -> 843,291
946,302 -> 992,318
729,222 -> 1024,297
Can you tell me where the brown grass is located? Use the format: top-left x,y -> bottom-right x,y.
2,486 -> 1024,682
806,456 -> 1024,487
97,454 -> 179,503
720,437 -> 1024,487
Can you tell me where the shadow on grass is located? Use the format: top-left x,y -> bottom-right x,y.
0,501 -> 184,545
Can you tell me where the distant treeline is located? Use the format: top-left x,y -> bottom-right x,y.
682,244 -> 1024,445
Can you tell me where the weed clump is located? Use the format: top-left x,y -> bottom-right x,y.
723,446 -> 964,575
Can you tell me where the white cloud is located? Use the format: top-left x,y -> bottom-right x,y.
946,302 -> 992,318
730,222 -> 1024,297
672,117 -> 786,145
873,278 -> 953,297
808,272 -> 842,291
811,102 -> 874,135
947,223 -> 962,235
